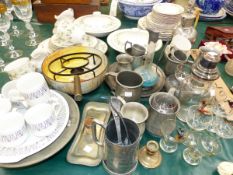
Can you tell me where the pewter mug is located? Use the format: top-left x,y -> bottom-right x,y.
116,54 -> 133,72
164,46 -> 188,75
105,71 -> 143,102
146,90 -> 180,137
92,118 -> 140,174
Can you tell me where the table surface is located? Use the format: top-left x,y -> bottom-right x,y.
0,4 -> 233,175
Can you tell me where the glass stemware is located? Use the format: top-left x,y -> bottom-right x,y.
0,59 -> 5,72
159,118 -> 178,153
0,2 -> 23,59
0,3 -> 10,47
186,105 -> 213,131
12,0 -> 39,46
183,131 -> 221,166
4,0 -> 23,37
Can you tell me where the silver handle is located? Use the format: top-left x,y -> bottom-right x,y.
91,119 -> 106,146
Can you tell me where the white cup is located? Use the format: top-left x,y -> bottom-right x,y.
0,112 -> 27,147
24,103 -> 60,137
170,34 -> 192,56
0,96 -> 12,115
4,57 -> 35,80
16,72 -> 50,106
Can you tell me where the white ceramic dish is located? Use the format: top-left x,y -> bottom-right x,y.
51,34 -> 98,49
50,35 -> 108,53
96,39 -> 108,54
74,11 -> 121,37
0,90 -> 69,163
153,3 -> 184,16
107,28 -> 162,53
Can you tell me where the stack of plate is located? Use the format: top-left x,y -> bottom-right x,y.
137,3 -> 184,41
224,0 -> 233,16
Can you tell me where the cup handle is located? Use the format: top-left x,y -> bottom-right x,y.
50,98 -> 61,116
124,41 -> 132,52
29,61 -> 36,72
91,119 -> 106,146
116,96 -> 126,105
168,87 -> 177,96
105,72 -> 118,78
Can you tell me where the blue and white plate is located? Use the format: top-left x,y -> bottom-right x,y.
200,8 -> 227,21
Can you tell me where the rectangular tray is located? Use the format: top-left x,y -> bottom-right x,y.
66,102 -> 111,166
41,0 -> 91,4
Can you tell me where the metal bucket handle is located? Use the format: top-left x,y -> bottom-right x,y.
91,119 -> 106,146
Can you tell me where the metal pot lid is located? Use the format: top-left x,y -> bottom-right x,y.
42,46 -> 108,83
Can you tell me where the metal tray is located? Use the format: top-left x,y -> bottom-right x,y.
105,62 -> 166,97
0,91 -> 80,168
67,102 -> 111,166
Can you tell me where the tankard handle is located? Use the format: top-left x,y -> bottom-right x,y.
91,119 -> 106,146
124,41 -> 132,53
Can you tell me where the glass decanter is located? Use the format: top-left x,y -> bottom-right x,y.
176,50 -> 221,122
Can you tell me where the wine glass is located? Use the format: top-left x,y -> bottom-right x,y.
0,2 -> 10,47
183,131 -> 221,166
12,0 -> 39,47
0,2 -> 23,59
0,58 -> 5,72
4,0 -> 23,37
159,118 -> 178,153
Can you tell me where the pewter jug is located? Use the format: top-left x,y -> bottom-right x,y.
146,89 -> 180,137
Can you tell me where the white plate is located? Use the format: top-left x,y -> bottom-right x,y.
74,11 -> 121,37
153,3 -> 184,16
51,34 -> 98,49
0,90 -> 69,163
50,35 -> 108,53
107,28 -> 149,53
